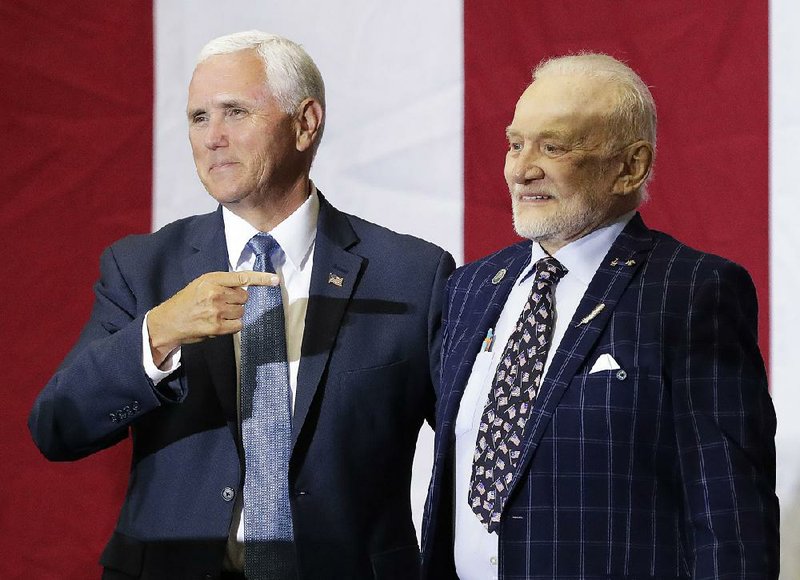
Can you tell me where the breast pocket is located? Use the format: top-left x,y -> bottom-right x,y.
562,366 -> 664,443
454,351 -> 497,436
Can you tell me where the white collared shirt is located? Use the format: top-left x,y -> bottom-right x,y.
222,189 -> 319,407
453,213 -> 633,580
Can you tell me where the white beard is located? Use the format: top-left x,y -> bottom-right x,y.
511,189 -> 605,244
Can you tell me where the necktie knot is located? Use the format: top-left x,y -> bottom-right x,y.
535,256 -> 567,285
248,233 -> 280,258
248,234 -> 281,275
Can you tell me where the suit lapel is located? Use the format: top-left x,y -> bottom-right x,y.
427,242 -> 532,551
292,195 -> 363,449
181,208 -> 239,422
436,244 -> 532,454
503,214 -> 655,506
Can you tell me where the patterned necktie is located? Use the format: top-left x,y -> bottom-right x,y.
241,233 -> 296,579
469,256 -> 567,532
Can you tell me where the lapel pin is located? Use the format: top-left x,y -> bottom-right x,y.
328,273 -> 344,287
577,303 -> 605,326
491,269 -> 507,285
610,257 -> 636,267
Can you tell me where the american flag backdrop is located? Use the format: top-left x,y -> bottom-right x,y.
1,0 -> 798,576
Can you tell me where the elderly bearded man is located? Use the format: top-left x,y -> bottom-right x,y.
30,30 -> 455,580
421,54 -> 779,579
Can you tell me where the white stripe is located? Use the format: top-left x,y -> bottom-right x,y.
770,0 -> 800,571
154,0 -> 464,540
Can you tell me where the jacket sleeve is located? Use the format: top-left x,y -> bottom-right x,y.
671,259 -> 779,579
28,244 -> 184,461
426,250 -> 456,429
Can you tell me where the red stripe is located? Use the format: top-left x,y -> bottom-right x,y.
464,1 -> 769,361
0,1 -> 152,576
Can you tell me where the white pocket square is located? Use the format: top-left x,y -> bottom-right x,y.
589,353 -> 621,373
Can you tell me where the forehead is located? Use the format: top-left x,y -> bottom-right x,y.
508,74 -> 618,137
188,49 -> 268,102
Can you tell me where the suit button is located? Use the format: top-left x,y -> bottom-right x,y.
221,487 -> 235,502
295,490 -> 309,497
616,369 -> 627,381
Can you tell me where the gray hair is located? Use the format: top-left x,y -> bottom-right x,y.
533,53 -> 656,195
198,30 -> 326,149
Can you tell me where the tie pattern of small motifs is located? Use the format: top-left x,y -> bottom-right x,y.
469,256 -> 567,532
241,233 -> 296,579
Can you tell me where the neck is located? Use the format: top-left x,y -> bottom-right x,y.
225,175 -> 311,232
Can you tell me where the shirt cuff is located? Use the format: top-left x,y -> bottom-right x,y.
142,312 -> 181,383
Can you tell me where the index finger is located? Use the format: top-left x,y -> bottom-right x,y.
215,271 -> 280,288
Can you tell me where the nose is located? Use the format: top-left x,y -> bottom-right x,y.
204,115 -> 228,150
507,147 -> 545,184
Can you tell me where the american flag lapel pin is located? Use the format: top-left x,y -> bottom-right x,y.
328,273 -> 344,287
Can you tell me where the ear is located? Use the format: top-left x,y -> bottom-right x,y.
294,98 -> 323,153
612,140 -> 654,196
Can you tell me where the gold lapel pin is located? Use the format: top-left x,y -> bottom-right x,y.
610,257 -> 637,267
577,303 -> 605,326
491,269 -> 506,285
328,273 -> 344,287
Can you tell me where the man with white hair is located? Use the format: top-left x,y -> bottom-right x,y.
421,53 -> 779,579
30,31 -> 454,579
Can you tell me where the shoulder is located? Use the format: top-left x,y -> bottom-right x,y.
110,211 -> 218,254
635,226 -> 759,327
98,211 -> 220,280
323,199 -> 453,271
348,213 -> 447,257
646,228 -> 752,286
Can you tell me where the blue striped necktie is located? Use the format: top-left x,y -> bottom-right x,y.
241,233 -> 296,579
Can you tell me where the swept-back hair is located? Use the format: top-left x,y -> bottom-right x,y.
533,53 -> 656,195
198,30 -> 326,148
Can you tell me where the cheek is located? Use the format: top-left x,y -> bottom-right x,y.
188,134 -> 205,158
503,155 -> 516,183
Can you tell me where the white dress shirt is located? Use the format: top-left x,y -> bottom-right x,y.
453,213 -> 633,580
141,187 -> 320,570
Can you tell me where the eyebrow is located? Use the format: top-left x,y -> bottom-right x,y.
187,99 -> 251,119
505,126 -> 572,141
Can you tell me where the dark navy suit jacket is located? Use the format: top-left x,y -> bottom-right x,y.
29,194 -> 455,580
422,214 -> 779,579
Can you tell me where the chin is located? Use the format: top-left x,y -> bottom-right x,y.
512,205 -> 549,239
204,183 -> 246,205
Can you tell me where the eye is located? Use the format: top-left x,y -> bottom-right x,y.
508,141 -> 523,153
228,108 -> 247,118
191,113 -> 208,125
542,142 -> 565,156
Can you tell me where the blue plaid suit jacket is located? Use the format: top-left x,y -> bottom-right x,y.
422,214 -> 779,579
